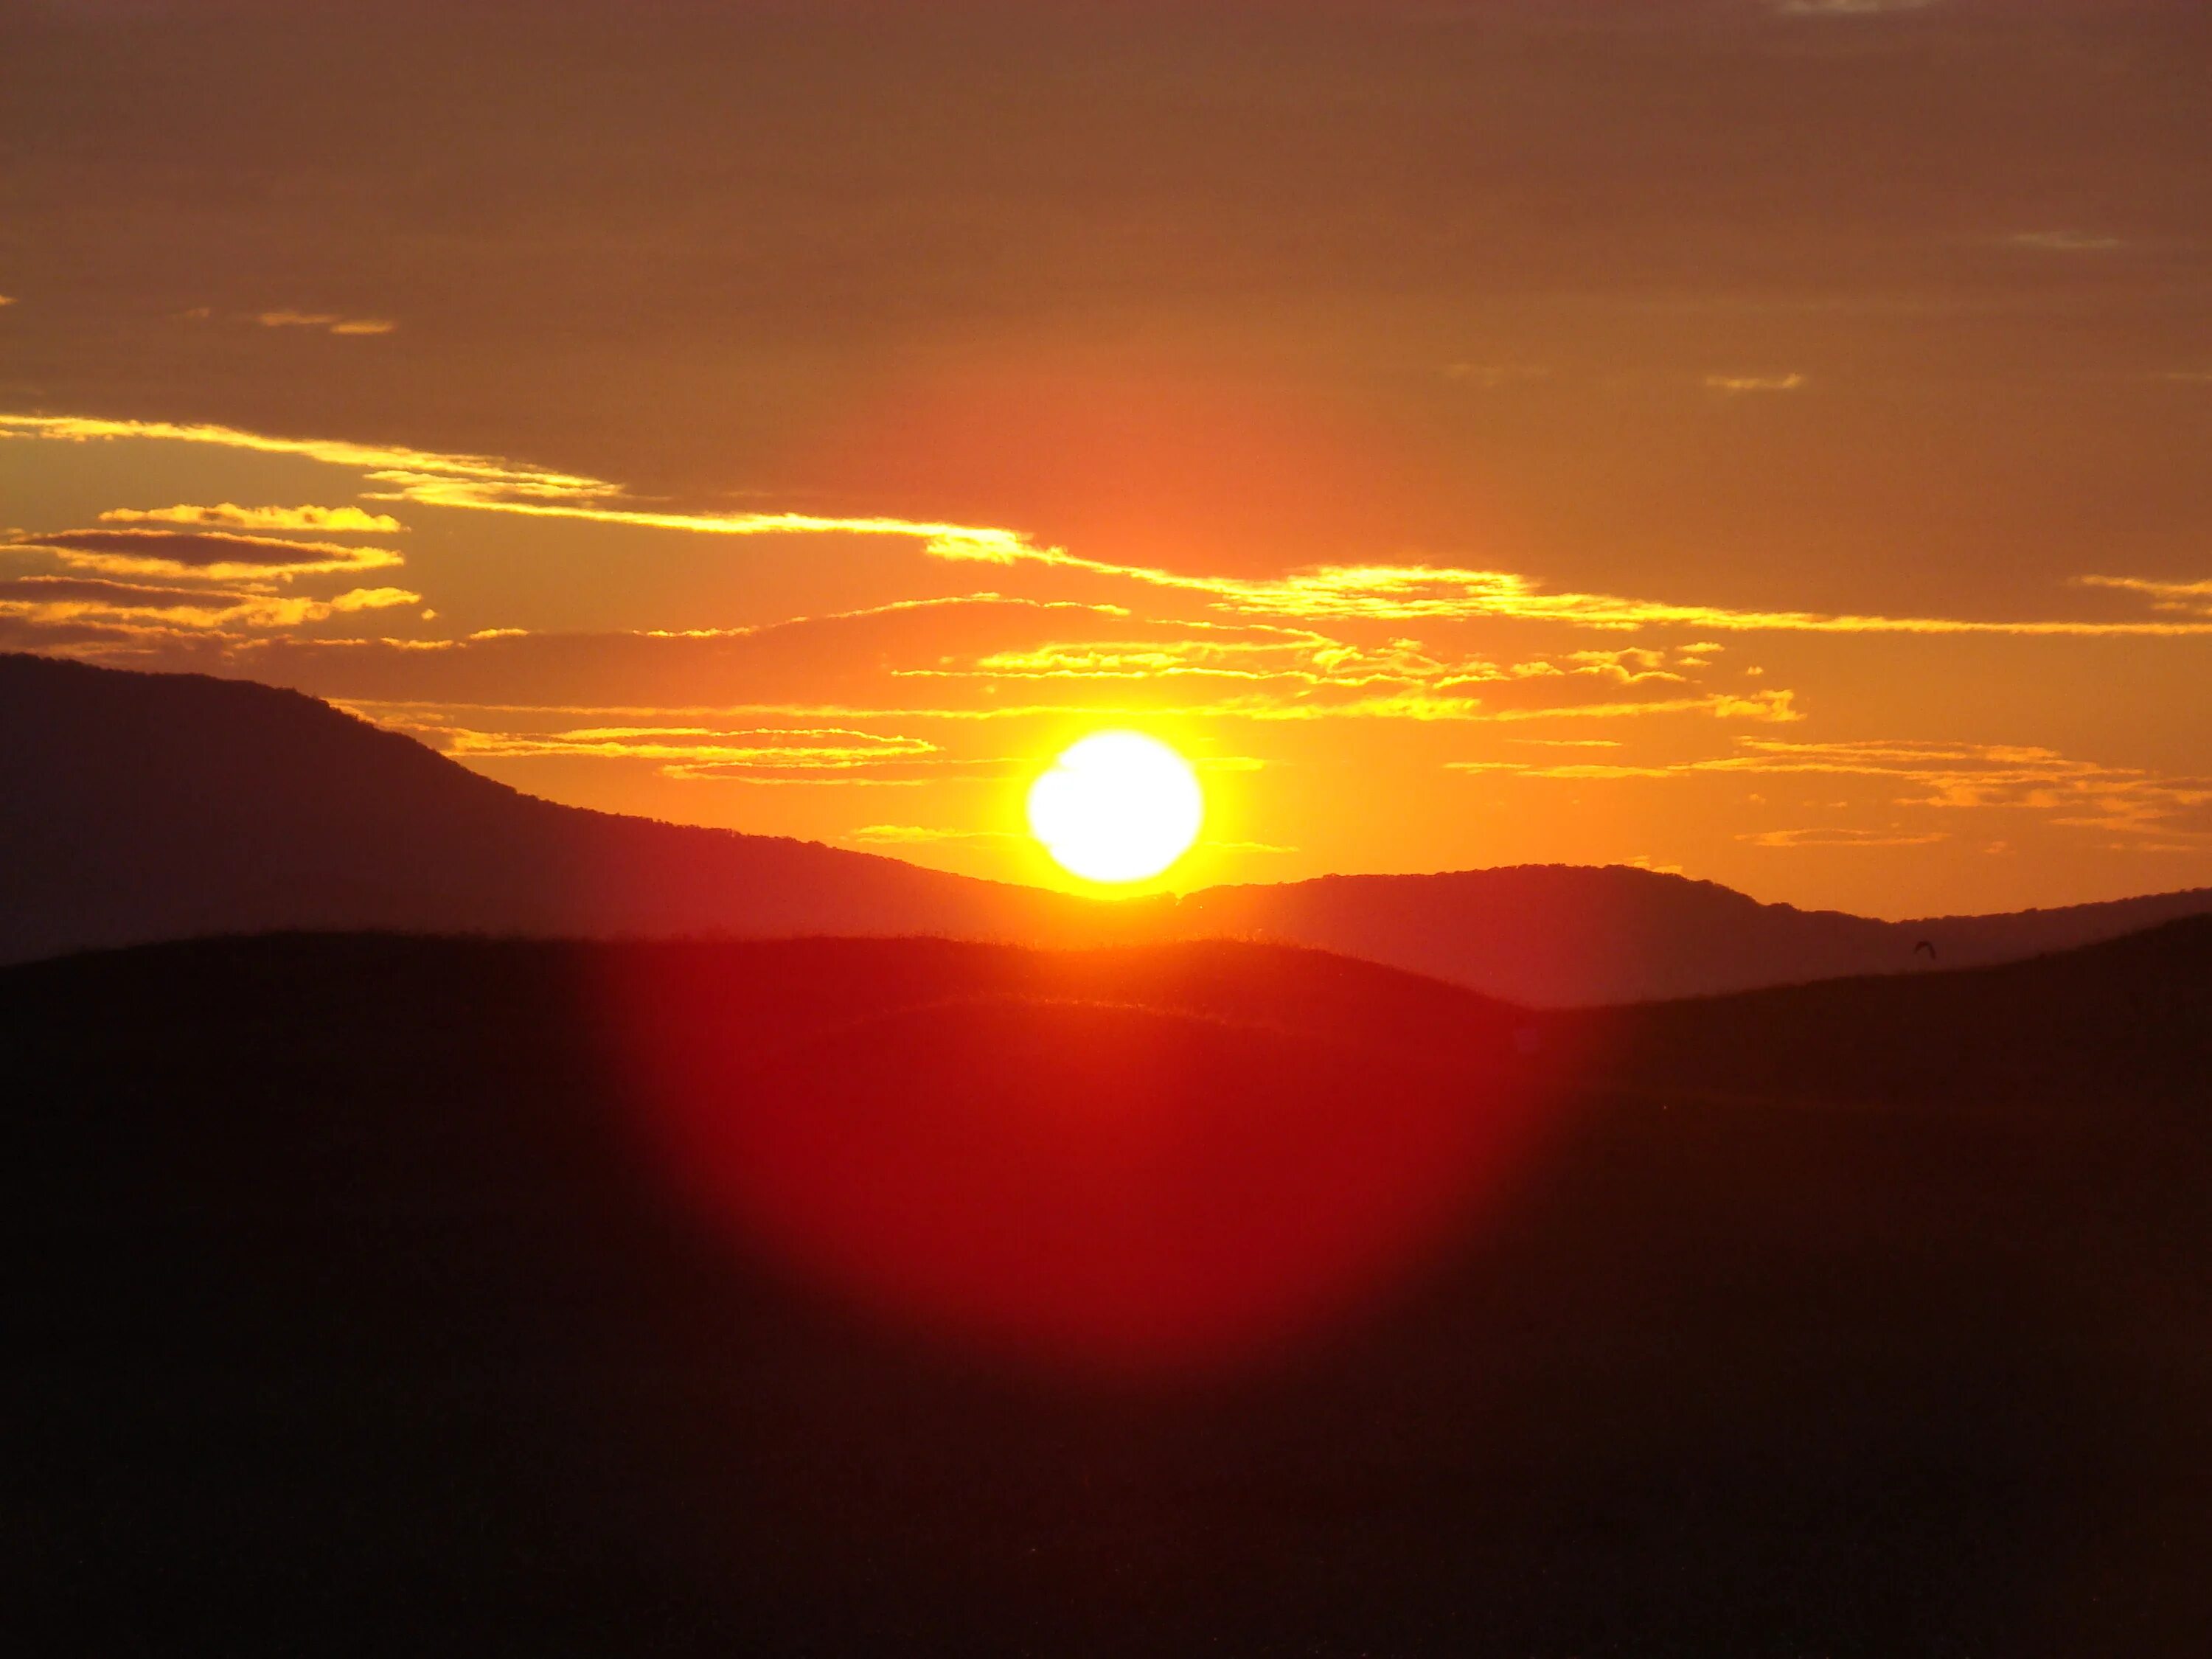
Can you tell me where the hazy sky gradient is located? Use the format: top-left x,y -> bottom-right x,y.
4,0 -> 2208,915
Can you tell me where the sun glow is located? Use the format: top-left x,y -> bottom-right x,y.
1027,731 -> 1204,884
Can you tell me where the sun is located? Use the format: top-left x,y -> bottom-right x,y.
1027,731 -> 1204,885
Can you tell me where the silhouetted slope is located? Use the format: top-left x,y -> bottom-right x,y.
7,652 -> 2210,1004
0,652 -> 1109,964
1568,914 -> 2212,1111
1176,864 -> 2212,1004
7,928 -> 2210,1653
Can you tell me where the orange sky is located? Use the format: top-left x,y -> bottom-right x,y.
4,0 -> 2209,917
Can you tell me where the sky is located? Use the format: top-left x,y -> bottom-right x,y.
3,0 -> 2209,917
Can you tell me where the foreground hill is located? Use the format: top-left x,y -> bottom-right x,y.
6,650 -> 2211,1001
7,925 -> 2208,1653
1568,912 -> 2212,1111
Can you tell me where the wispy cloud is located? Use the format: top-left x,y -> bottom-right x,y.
1739,827 -> 1949,848
384,717 -> 971,783
12,411 -> 2212,645
254,310 -> 397,336
0,412 -> 617,506
0,575 -> 419,633
1235,688 -> 1802,726
7,528 -> 406,582
0,412 -> 1034,563
1705,372 -> 1806,394
899,628 -> 1776,724
1562,647 -> 1688,686
1443,363 -> 1550,389
1453,736 -> 2212,849
846,824 -> 1023,846
928,550 -> 2212,638
327,676 -> 1801,740
2008,231 -> 2127,254
2075,574 -> 2212,616
898,626 -> 1465,695
1457,736 -> 2103,787
99,503 -> 406,534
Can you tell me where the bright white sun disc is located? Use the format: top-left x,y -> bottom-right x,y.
1027,731 -> 1204,884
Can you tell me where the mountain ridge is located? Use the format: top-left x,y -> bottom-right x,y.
6,650 -> 2208,1004
1174,863 -> 2212,1004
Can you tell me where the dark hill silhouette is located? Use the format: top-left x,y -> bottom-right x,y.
0,650 -> 1113,964
6,925 -> 2209,1652
1178,864 -> 2212,1004
1567,913 -> 2212,1113
7,650 -> 2211,1002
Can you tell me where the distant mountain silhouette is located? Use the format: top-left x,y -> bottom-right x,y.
0,651 -> 1108,964
6,650 -> 2209,1002
8,924 -> 2208,1652
1178,866 -> 2212,1004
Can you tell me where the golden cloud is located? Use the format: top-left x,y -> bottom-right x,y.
13,411 -> 2212,641
927,542 -> 2212,638
378,717 -> 961,783
0,414 -> 615,504
1454,736 -> 2212,849
1739,827 -> 1950,848
846,824 -> 1023,846
2075,574 -> 2212,616
254,311 -> 397,336
1705,372 -> 1806,392
10,528 -> 406,582
907,627 -> 1458,695
891,625 -> 1791,727
99,503 -> 406,534
0,577 -> 420,633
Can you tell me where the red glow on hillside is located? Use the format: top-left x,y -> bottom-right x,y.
599,950 -> 1556,1380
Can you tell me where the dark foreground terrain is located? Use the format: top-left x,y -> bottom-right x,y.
7,925 -> 2210,1655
